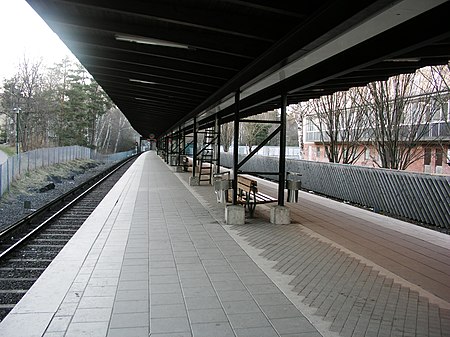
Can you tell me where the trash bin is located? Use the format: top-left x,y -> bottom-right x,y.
179,155 -> 187,169
170,155 -> 178,166
286,171 -> 302,203
213,172 -> 231,203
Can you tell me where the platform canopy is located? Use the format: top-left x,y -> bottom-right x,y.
26,0 -> 450,138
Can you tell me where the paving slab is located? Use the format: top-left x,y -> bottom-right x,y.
0,152 -> 319,337
2,150 -> 449,337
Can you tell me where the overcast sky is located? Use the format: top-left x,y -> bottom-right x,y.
0,0 -> 76,81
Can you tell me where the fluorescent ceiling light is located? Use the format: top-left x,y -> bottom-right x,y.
130,78 -> 157,85
385,58 -> 421,62
115,34 -> 190,49
135,97 -> 151,101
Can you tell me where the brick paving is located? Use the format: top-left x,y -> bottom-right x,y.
183,167 -> 450,337
227,223 -> 450,337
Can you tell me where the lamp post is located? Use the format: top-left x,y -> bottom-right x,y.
13,108 -> 21,154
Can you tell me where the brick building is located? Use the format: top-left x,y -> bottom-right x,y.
302,95 -> 450,175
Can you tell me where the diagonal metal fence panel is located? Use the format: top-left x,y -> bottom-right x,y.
220,153 -> 450,229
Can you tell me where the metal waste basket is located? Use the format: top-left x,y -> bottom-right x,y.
286,172 -> 302,203
179,155 -> 187,170
169,155 -> 178,166
213,172 -> 231,203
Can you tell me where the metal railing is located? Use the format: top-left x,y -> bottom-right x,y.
0,146 -> 135,197
220,152 -> 450,229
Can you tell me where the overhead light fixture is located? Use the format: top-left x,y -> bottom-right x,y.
115,34 -> 190,49
130,79 -> 157,85
135,97 -> 151,101
385,58 -> 420,62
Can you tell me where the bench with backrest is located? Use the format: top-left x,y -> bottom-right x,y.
236,175 -> 277,217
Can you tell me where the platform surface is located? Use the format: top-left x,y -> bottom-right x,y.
0,151 -> 449,337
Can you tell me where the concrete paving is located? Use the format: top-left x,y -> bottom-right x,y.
0,150 -> 449,337
0,152 -> 318,337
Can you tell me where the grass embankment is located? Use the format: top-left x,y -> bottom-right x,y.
1,159 -> 99,201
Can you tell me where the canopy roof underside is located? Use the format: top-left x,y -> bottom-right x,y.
26,0 -> 450,138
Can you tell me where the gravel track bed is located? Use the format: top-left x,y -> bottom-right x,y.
0,280 -> 36,290
0,269 -> 44,279
1,260 -> 50,268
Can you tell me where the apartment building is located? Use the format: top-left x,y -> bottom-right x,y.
302,95 -> 450,175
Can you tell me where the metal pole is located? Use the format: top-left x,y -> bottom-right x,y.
216,114 -> 221,174
192,117 -> 198,177
14,108 -> 21,155
232,91 -> 240,205
170,132 -> 174,163
278,93 -> 287,206
177,126 -> 181,165
165,136 -> 169,162
182,129 -> 186,155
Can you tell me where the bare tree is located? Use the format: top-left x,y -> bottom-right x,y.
309,89 -> 367,164
418,64 -> 450,164
1,56 -> 135,154
220,122 -> 233,152
289,102 -> 309,159
113,112 -> 127,153
9,57 -> 48,151
361,72 -> 440,170
240,111 -> 275,153
0,76 -> 21,145
94,108 -> 139,153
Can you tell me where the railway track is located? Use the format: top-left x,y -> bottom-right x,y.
0,155 -> 137,321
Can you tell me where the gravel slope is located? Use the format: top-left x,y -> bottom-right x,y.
0,160 -> 114,231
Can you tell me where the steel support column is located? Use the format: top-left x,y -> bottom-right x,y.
170,132 -> 175,163
177,126 -> 181,165
215,114 -> 221,174
278,93 -> 287,206
232,91 -> 240,205
182,128 -> 186,155
192,117 -> 198,177
165,136 -> 169,163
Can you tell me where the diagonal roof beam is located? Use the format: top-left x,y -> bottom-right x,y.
50,0 -> 287,42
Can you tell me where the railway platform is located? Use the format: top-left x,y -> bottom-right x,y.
0,150 -> 448,337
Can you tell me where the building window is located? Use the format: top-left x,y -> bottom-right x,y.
316,146 -> 321,158
365,148 -> 370,160
435,148 -> 443,167
424,148 -> 431,165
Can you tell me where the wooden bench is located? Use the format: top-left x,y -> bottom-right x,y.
236,175 -> 277,217
181,156 -> 191,171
